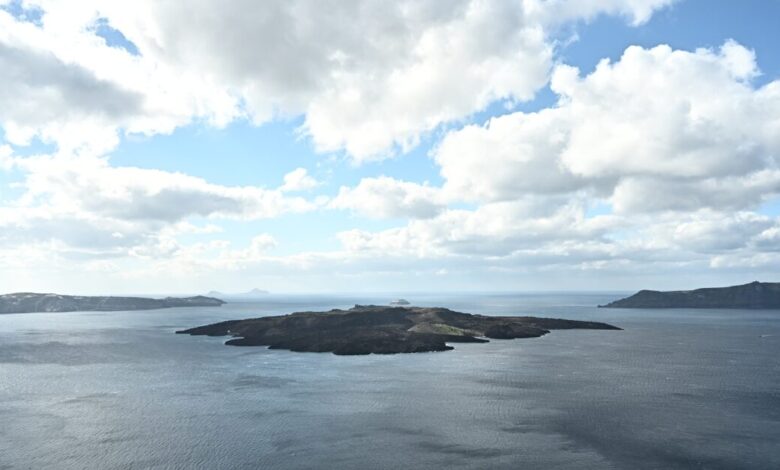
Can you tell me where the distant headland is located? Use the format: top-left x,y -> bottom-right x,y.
600,281 -> 780,309
0,293 -> 225,314
177,305 -> 620,355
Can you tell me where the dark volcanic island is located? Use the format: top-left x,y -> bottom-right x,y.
177,305 -> 620,355
600,281 -> 780,309
0,293 -> 225,314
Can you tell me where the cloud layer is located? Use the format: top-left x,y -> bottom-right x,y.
0,0 -> 677,159
329,41 -> 780,284
0,152 -> 314,263
2,0 -> 779,293
435,41 -> 780,213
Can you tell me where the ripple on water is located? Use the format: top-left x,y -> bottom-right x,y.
0,297 -> 779,469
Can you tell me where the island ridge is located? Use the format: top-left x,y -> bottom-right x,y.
0,293 -> 225,314
177,304 -> 620,355
600,281 -> 780,309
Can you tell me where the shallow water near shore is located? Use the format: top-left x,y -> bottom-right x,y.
1,293 -> 779,469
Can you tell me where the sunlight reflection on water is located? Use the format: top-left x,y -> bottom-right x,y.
1,293 -> 778,469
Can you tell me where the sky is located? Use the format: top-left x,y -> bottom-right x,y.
1,0 -> 779,294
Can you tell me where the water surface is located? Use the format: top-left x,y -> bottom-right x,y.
1,293 -> 778,469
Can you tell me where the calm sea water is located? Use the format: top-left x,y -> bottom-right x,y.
1,293 -> 779,469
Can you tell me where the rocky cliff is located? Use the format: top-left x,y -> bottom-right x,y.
600,281 -> 780,309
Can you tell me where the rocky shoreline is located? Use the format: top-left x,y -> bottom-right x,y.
177,304 -> 620,355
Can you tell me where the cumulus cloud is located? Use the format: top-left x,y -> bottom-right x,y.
0,152 -> 315,261
6,1 -> 779,292
280,167 -> 319,192
435,41 -> 780,213
670,212 -> 776,253
337,200 -> 616,257
10,154 -> 314,222
0,5 -> 239,152
0,38 -> 141,153
330,176 -> 444,219
0,40 -> 140,126
332,42 -> 780,277
0,0 -> 674,159
333,202 -> 780,279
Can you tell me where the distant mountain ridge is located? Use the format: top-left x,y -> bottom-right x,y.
206,288 -> 269,298
600,281 -> 780,309
0,293 -> 225,314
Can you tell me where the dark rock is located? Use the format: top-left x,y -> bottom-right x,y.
177,305 -> 620,355
483,323 -> 547,339
600,281 -> 780,309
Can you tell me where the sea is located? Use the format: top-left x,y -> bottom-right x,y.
1,293 -> 778,469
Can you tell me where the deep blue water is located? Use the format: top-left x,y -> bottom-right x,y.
1,293 -> 779,469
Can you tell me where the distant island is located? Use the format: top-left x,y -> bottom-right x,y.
600,281 -> 780,309
206,288 -> 269,298
0,293 -> 225,314
177,305 -> 620,355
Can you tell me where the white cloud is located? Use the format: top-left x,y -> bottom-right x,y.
671,212 -> 775,252
0,0 -> 674,159
435,41 -> 780,213
709,252 -> 780,269
280,167 -> 319,192
218,234 -> 278,266
6,2 -> 780,293
0,32 -> 141,154
528,0 -> 678,27
0,5 -> 239,153
436,107 -> 585,202
9,154 -> 314,222
0,151 -> 315,263
331,203 -> 780,282
0,144 -> 11,167
752,226 -> 780,252
336,200 -> 615,257
330,176 -> 444,219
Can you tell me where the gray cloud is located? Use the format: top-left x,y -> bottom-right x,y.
0,41 -> 141,132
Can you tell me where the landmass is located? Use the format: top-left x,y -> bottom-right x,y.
176,304 -> 620,355
206,288 -> 269,298
0,293 -> 225,314
600,281 -> 780,309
